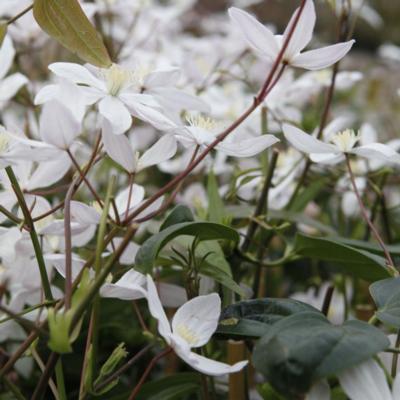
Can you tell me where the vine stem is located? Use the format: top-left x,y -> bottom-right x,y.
345,155 -> 395,269
6,3 -> 33,25
128,347 -> 173,400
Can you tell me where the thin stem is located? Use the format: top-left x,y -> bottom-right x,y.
1,375 -> 27,400
128,347 -> 173,400
321,285 -> 335,316
345,155 -> 395,269
0,205 -> 22,225
31,352 -> 60,400
6,3 -> 33,25
5,166 -> 53,301
124,173 -> 135,220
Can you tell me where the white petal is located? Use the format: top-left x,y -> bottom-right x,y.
138,135 -> 177,171
49,62 -> 106,91
99,96 -> 132,135
44,253 -> 85,281
291,40 -> 355,70
25,154 -> 71,191
70,201 -> 101,225
309,153 -> 344,164
102,120 -> 136,172
131,196 -> 164,221
40,101 -> 80,149
175,349 -> 248,376
306,380 -> 331,400
351,143 -> 400,164
100,270 -> 146,300
146,274 -> 172,341
172,293 -> 220,348
0,36 -> 15,80
0,73 -> 28,102
228,7 -> 279,60
115,184 -> 145,216
106,237 -> 139,265
283,0 -> 316,59
216,135 -> 279,157
283,124 -> 338,154
338,359 -> 392,400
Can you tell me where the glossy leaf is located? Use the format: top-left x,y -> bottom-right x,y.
294,234 -> 391,281
33,0 -> 112,67
135,222 -> 240,273
159,205 -> 194,231
253,312 -> 389,397
216,298 -> 321,338
370,277 -> 400,328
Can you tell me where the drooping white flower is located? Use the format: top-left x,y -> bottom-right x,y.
229,0 -> 355,70
282,124 -> 400,165
338,359 -> 400,400
146,274 -> 248,376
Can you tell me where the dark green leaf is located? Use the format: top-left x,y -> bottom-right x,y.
294,234 -> 391,281
253,312 -> 389,397
160,205 -> 194,231
33,0 -> 112,67
135,222 -> 239,273
370,277 -> 400,328
216,298 -> 321,338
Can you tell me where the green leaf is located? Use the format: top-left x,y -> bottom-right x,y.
134,222 -> 239,273
136,373 -> 201,400
33,0 -> 112,67
335,237 -> 400,256
207,169 -> 226,223
160,205 -> 194,231
216,298 -> 322,338
294,234 -> 391,281
370,277 -> 400,328
253,312 -> 389,397
288,177 -> 329,212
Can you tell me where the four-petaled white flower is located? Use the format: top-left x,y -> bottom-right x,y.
282,123 -> 400,164
229,0 -> 355,70
146,274 -> 248,376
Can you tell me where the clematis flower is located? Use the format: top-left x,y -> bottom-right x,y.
146,274 -> 248,376
282,124 -> 400,165
229,0 -> 355,70
338,359 -> 400,400
39,62 -> 179,135
174,114 -> 279,157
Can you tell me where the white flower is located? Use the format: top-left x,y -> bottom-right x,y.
229,0 -> 355,70
146,274 -> 248,376
282,124 -> 400,165
174,114 -> 279,158
338,359 -> 400,400
38,62 -> 178,135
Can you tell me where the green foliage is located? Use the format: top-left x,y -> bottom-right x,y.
293,234 -> 392,281
253,312 -> 389,397
217,298 -> 321,338
370,277 -> 400,328
33,0 -> 112,67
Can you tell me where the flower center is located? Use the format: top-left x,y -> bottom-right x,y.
186,114 -> 216,131
102,64 -> 149,96
175,323 -> 199,346
330,129 -> 360,152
